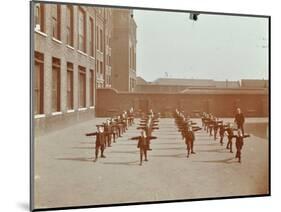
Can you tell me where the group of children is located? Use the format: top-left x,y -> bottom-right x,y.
85,106 -> 250,165
200,110 -> 250,163
174,109 -> 202,158
130,110 -> 160,165
85,108 -> 135,162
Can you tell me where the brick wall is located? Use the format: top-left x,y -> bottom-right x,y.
96,88 -> 269,118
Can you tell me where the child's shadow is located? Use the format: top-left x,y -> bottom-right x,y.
193,157 -> 237,164
102,160 -> 139,166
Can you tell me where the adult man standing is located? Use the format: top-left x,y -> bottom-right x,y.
234,108 -> 245,135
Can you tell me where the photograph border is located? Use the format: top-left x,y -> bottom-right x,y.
30,1 -> 271,211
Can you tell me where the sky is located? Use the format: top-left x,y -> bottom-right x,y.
134,10 -> 269,82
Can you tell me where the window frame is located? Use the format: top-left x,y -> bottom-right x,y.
78,7 -> 86,52
52,57 -> 61,112
66,62 -> 74,110
78,66 -> 86,108
66,5 -> 74,46
34,52 -> 44,115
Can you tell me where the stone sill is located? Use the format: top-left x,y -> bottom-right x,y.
34,30 -> 47,37
52,111 -> 63,116
78,108 -> 87,111
52,37 -> 62,44
66,44 -> 75,50
77,50 -> 88,56
34,114 -> 46,119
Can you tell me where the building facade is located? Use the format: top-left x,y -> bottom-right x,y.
33,3 -> 136,134
111,9 -> 137,92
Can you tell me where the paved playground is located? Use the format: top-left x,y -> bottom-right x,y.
34,118 -> 269,209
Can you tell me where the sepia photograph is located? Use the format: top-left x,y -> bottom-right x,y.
31,1 -> 269,211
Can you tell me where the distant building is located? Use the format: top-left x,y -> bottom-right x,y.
241,79 -> 268,88
111,9 -> 137,92
135,77 -> 241,93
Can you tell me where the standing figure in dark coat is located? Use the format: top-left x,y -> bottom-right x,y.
103,120 -> 112,147
110,118 -> 118,143
234,108 -> 245,135
218,123 -> 227,146
184,126 -> 201,158
85,126 -> 106,162
232,129 -> 250,163
213,118 -> 222,140
130,130 -> 157,166
225,124 -> 235,153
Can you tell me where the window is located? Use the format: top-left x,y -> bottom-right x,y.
66,5 -> 74,46
100,28 -> 103,52
78,8 -> 86,52
96,60 -> 99,75
78,66 -> 86,108
89,17 -> 94,57
67,62 -> 74,110
100,61 -> 103,74
51,4 -> 61,40
34,3 -> 45,32
96,26 -> 100,51
90,69 -> 94,106
34,52 -> 44,114
52,57 -> 61,112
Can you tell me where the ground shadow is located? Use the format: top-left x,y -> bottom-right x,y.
110,150 -> 139,154
80,141 -> 95,144
56,157 -> 94,162
116,143 -> 138,146
195,148 -> 231,154
195,143 -> 220,146
102,160 -> 140,166
72,146 -> 94,149
193,157 -> 237,164
151,153 -> 187,159
153,142 -> 183,145
152,147 -> 184,150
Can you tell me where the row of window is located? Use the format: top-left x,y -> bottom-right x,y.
34,51 -> 95,115
34,4 -> 106,56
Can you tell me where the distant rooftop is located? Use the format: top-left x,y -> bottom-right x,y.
153,78 -> 214,87
136,77 -> 269,89
241,79 -> 268,88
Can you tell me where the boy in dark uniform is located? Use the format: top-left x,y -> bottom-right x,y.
213,118 -> 222,140
103,120 -> 112,147
232,129 -> 250,163
234,108 -> 245,135
218,123 -> 227,146
129,130 -> 157,166
85,125 -> 106,162
184,126 -> 202,158
137,117 -> 159,151
225,123 -> 237,153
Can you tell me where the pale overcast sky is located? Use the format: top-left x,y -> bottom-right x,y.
134,10 -> 269,82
